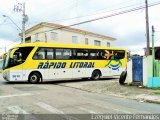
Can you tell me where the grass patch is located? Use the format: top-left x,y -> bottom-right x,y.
153,92 -> 160,95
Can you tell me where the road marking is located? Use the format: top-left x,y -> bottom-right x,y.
0,93 -> 33,99
36,102 -> 64,114
79,107 -> 97,114
7,106 -> 29,114
36,102 -> 79,120
7,106 -> 37,120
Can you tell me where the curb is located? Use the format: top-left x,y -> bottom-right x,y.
109,94 -> 160,104
145,99 -> 160,104
60,84 -> 160,104
134,98 -> 160,104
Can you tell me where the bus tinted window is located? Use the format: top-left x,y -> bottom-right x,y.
89,50 -> 105,60
47,48 -> 54,59
19,47 -> 34,61
5,47 -> 33,69
114,50 -> 125,59
73,49 -> 88,59
63,49 -> 72,59
33,47 -> 125,60
55,49 -> 72,59
33,48 -> 46,60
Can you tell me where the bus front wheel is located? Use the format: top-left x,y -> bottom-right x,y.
91,70 -> 101,80
28,72 -> 41,84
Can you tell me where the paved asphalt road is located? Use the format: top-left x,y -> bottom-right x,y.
0,74 -> 160,120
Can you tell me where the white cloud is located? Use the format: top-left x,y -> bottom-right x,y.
0,0 -> 160,55
0,39 -> 20,55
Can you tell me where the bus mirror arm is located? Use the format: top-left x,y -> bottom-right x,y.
10,48 -> 19,58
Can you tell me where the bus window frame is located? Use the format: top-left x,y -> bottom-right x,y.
88,49 -> 106,60
113,50 -> 125,60
32,47 -> 126,61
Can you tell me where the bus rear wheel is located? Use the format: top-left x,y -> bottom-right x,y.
91,70 -> 101,80
28,72 -> 41,84
119,71 -> 127,85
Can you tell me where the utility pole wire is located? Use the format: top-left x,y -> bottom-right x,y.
0,1 -> 152,28
12,1 -> 144,28
26,1 -> 160,37
6,0 -> 160,47
44,1 -> 145,24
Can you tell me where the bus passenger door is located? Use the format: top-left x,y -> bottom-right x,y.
9,51 -> 24,81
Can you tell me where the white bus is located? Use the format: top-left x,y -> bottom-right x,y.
3,42 -> 127,83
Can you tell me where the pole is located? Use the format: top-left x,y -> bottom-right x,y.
14,2 -> 27,43
22,2 -> 25,43
145,0 -> 150,56
152,25 -> 155,77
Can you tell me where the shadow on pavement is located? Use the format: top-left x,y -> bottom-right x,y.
43,77 -> 118,84
2,77 -> 118,85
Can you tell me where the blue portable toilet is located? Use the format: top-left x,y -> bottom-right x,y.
132,57 -> 143,84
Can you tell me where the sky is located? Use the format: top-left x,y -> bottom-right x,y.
0,0 -> 160,55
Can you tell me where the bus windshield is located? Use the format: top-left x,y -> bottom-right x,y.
3,47 -> 33,70
3,50 -> 11,70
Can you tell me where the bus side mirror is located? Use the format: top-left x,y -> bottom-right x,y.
10,48 -> 19,58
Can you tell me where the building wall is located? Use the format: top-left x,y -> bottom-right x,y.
126,60 -> 133,84
27,27 -> 46,42
143,57 -> 148,86
26,26 -> 113,47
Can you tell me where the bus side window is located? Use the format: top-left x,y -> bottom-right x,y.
47,48 -> 54,59
63,49 -> 72,59
89,50 -> 105,60
97,52 -> 103,59
38,54 -> 44,59
72,49 -> 77,59
33,48 -> 46,60
103,50 -> 113,60
113,50 -> 125,59
76,49 -> 88,59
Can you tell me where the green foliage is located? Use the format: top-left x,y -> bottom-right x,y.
153,91 -> 160,95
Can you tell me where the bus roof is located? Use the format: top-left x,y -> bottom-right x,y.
12,42 -> 126,50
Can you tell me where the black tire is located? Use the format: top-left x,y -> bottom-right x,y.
119,71 -> 127,85
91,70 -> 101,80
28,72 -> 41,84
